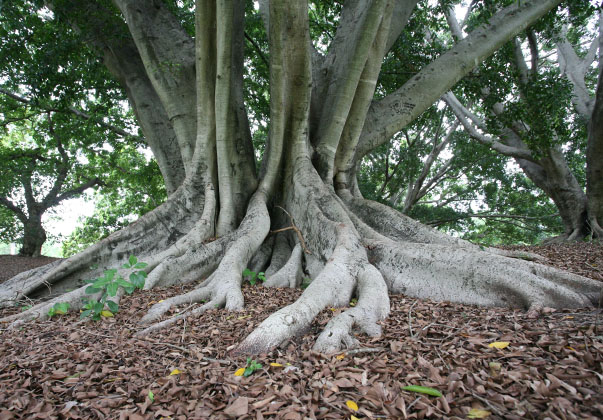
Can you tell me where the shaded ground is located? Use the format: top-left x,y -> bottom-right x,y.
0,255 -> 60,283
0,244 -> 602,419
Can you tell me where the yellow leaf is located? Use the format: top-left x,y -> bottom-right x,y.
351,416 -> 360,420
488,341 -> 509,349
467,408 -> 491,418
329,308 -> 336,312
234,368 -> 245,377
270,363 -> 283,367
169,369 -> 182,376
237,315 -> 251,320
158,299 -> 164,303
336,354 -> 345,360
100,310 -> 114,318
346,400 -> 358,411
567,346 -> 576,351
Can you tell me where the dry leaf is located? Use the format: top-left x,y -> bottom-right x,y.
169,369 -> 182,376
223,397 -> 248,418
346,400 -> 358,411
270,363 -> 283,367
234,368 -> 245,377
467,408 -> 491,418
336,354 -> 345,360
351,416 -> 360,420
488,341 -> 510,349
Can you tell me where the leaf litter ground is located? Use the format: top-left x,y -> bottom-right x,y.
0,243 -> 601,419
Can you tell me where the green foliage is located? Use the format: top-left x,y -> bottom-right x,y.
243,358 -> 262,377
47,302 -> 70,318
0,0 -> 153,253
80,255 -> 147,320
242,268 -> 266,286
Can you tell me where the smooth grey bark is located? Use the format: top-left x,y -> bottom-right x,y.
357,0 -> 564,161
2,0 -> 599,356
587,66 -> 603,238
48,0 -> 186,194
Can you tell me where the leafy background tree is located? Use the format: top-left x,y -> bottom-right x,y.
0,0 -> 163,256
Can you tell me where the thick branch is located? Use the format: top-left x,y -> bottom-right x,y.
0,196 -> 27,223
357,0 -> 563,159
442,92 -> 537,161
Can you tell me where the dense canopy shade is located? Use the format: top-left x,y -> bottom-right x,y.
0,0 -> 600,354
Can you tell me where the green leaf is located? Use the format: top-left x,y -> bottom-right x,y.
92,301 -> 104,314
106,282 -> 119,297
129,272 -> 145,289
116,277 -> 132,288
80,309 -> 93,319
54,302 -> 70,314
129,255 -> 138,266
92,277 -> 111,289
242,268 -> 254,277
85,285 -> 101,295
104,269 -> 117,280
106,300 -> 119,313
148,390 -> 154,402
402,385 -> 442,397
134,262 -> 148,269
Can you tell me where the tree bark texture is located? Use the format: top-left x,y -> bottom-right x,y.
1,0 -> 599,355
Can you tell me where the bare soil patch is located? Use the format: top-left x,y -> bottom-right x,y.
0,245 -> 601,419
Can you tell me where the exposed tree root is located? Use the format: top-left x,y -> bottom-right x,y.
235,223 -> 364,354
135,193 -> 271,334
313,264 -> 389,354
264,234 -> 291,278
366,238 -> 599,309
0,182 -> 205,309
264,243 -> 304,288
342,193 -> 546,261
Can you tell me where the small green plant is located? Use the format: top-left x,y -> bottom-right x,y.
243,358 -> 262,377
21,304 -> 32,312
81,255 -> 147,320
242,268 -> 266,285
47,302 -> 70,318
301,277 -> 312,289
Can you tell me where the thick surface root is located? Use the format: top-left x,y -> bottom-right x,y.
236,224 -> 363,354
0,182 -> 205,308
367,239 -> 600,309
136,192 -> 271,335
264,243 -> 304,288
313,264 -> 389,353
264,234 -> 292,278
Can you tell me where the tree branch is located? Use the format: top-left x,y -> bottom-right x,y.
0,88 -> 141,140
0,196 -> 27,223
357,0 -> 563,160
244,31 -> 269,69
442,92 -> 537,162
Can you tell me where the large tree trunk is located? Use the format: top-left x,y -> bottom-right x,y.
19,216 -> 46,257
587,67 -> 603,239
1,0 -> 599,355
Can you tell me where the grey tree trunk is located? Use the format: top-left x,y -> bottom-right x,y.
1,0 -> 599,355
19,216 -> 46,257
